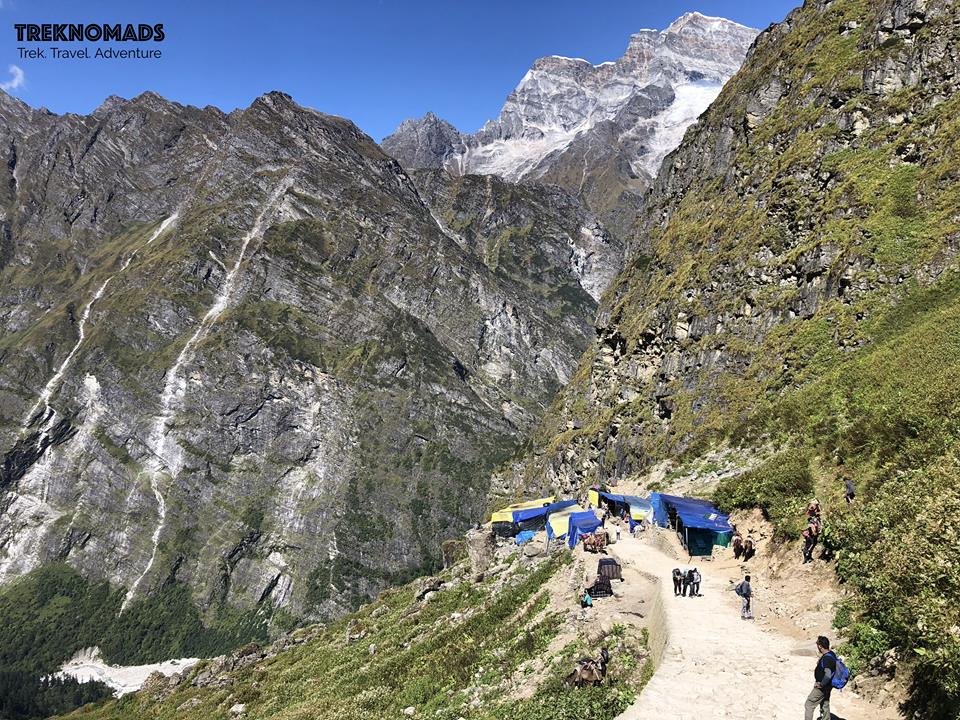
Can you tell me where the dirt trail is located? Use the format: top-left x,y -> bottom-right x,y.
610,532 -> 899,720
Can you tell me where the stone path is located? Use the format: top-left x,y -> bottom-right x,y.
610,535 -> 900,720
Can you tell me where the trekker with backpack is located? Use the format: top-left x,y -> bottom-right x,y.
805,635 -> 848,720
735,575 -> 753,619
672,568 -> 683,596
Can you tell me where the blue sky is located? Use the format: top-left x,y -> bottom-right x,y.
2,0 -> 798,141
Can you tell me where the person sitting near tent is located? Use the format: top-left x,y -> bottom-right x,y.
743,535 -> 756,561
732,531 -> 744,560
690,567 -> 702,596
736,574 -> 753,619
580,590 -> 593,609
672,568 -> 683,596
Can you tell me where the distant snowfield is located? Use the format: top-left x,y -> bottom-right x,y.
637,81 -> 724,176
58,647 -> 200,696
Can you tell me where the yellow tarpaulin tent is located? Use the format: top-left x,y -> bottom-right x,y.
490,496 -> 555,524
587,489 -> 600,508
546,504 -> 585,539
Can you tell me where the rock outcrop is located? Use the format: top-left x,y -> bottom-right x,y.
0,90 -> 621,619
496,0 -> 960,497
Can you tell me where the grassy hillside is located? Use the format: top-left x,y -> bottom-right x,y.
63,551 -> 652,720
496,0 -> 960,716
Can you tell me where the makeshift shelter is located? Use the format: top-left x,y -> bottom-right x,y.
490,496 -> 556,536
515,499 -> 577,532
649,493 -> 733,556
597,557 -> 623,582
546,504 -> 584,541
588,574 -> 613,599
590,490 -> 653,531
567,510 -> 602,549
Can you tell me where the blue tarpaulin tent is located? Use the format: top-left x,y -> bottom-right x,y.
567,510 -> 602,549
514,499 -> 577,524
649,493 -> 733,556
492,498 -> 577,536
515,530 -> 536,545
591,490 -> 653,530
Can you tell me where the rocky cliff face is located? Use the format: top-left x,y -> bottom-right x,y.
493,2 -> 960,709
498,0 -> 960,492
0,90 -> 621,619
382,13 -> 758,238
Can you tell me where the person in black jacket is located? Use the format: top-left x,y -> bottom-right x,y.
690,568 -> 701,596
672,568 -> 683,596
804,635 -> 837,720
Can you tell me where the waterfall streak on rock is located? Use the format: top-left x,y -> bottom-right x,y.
122,180 -> 291,611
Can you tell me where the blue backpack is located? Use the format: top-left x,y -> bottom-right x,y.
826,652 -> 850,689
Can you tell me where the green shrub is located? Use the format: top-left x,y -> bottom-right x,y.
713,449 -> 814,538
829,457 -> 960,718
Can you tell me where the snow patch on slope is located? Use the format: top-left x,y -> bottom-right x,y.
58,647 -> 199,697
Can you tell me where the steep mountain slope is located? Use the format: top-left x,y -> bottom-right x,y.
494,0 -> 960,714
57,545 -> 654,720
382,13 -> 758,238
0,88 -> 621,636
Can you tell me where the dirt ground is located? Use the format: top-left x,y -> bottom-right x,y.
608,526 -> 902,720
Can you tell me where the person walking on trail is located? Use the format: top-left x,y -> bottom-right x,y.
672,568 -> 683,596
690,568 -> 702,596
844,476 -> 856,504
743,535 -> 756,561
806,498 -> 822,519
802,515 -> 821,564
805,635 -> 837,720
682,569 -> 692,597
736,575 -> 753,619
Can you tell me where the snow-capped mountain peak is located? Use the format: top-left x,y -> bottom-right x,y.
382,13 -> 758,238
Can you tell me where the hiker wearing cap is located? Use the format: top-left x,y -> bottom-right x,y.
805,636 -> 837,720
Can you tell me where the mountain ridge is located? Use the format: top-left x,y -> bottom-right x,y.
382,12 -> 759,239
0,87 -> 620,627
